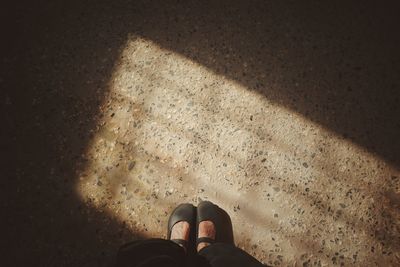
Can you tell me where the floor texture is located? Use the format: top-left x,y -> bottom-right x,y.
2,1 -> 400,266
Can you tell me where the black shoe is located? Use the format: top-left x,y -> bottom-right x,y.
167,203 -> 196,253
196,201 -> 234,248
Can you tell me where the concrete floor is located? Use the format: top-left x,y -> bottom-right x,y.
2,1 -> 400,266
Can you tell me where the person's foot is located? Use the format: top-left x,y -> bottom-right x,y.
170,221 -> 190,251
168,203 -> 196,253
197,220 -> 216,252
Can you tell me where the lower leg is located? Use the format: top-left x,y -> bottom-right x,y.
197,220 -> 216,252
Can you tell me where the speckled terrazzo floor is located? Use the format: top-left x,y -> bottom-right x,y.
3,1 -> 400,267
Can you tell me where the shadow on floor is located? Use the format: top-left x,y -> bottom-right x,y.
133,0 -> 400,167
1,1 -> 145,266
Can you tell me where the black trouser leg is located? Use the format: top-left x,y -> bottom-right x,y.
115,239 -> 266,267
198,243 -> 266,267
115,239 -> 186,267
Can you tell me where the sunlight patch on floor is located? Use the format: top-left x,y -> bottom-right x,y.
76,36 -> 399,266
